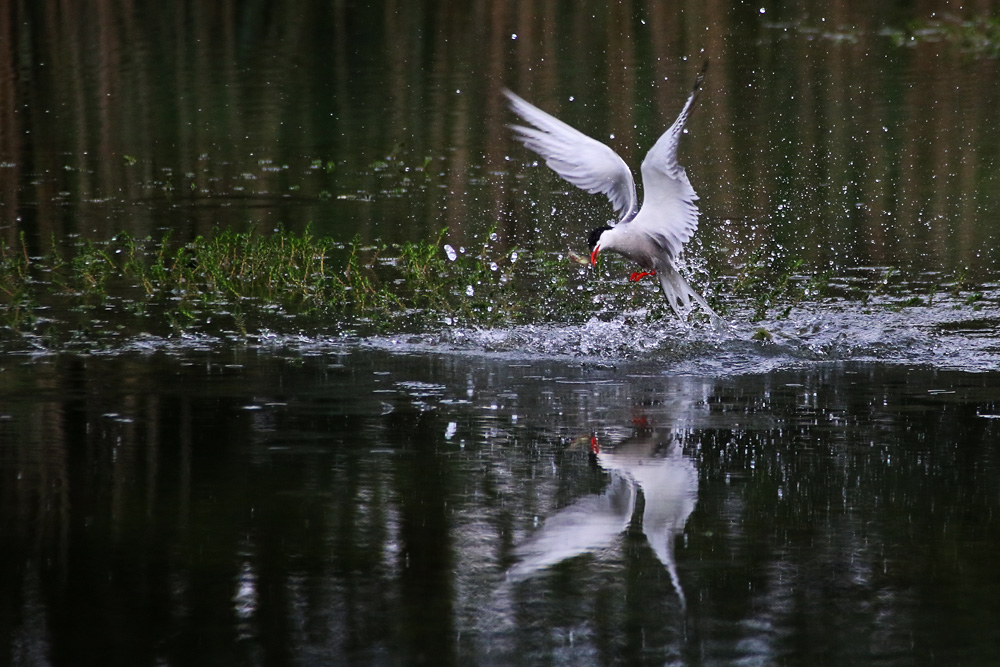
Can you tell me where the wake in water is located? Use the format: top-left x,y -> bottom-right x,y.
359,287 -> 1000,375
9,262 -> 992,376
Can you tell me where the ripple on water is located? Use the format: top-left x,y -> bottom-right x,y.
358,294 -> 1000,375
10,291 -> 995,375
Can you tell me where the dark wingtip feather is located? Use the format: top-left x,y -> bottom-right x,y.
693,60 -> 709,93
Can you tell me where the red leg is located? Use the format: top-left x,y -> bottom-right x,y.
628,270 -> 657,282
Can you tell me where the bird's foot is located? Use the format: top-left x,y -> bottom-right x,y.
628,270 -> 657,282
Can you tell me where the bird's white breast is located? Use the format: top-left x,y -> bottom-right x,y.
601,223 -> 662,270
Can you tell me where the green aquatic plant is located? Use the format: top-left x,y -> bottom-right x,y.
0,226 -> 993,351
0,234 -> 38,333
728,246 -> 811,321
0,233 -> 30,291
0,227 -> 560,345
888,16 -> 1000,56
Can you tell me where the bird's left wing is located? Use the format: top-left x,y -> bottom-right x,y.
504,89 -> 638,223
633,62 -> 707,259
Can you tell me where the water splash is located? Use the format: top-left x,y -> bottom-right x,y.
358,287 -> 1000,374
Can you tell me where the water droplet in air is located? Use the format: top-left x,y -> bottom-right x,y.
444,244 -> 457,261
490,262 -> 498,271
466,285 -> 474,297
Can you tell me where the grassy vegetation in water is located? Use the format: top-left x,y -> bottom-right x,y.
887,16 -> 1000,56
0,227 -> 989,350
0,228 -> 609,347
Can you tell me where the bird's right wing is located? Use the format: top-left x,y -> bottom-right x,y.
633,62 -> 707,259
504,89 -> 638,223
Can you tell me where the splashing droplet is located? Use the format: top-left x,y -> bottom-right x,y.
444,244 -> 457,261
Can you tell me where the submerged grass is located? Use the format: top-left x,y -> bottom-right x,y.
887,16 -> 1000,56
0,227 -> 602,348
0,227 -> 991,352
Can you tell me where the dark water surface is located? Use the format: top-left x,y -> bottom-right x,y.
4,1 -> 1000,665
2,349 -> 1000,665
2,1 -> 999,272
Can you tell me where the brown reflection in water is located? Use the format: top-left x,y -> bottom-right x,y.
0,1 -> 997,271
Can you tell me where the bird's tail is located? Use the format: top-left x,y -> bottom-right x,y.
656,265 -> 725,329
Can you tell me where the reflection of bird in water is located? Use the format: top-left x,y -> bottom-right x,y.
506,472 -> 636,578
597,433 -> 698,610
505,62 -> 722,325
508,428 -> 698,610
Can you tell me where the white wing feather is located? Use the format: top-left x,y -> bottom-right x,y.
504,89 -> 638,222
631,66 -> 706,260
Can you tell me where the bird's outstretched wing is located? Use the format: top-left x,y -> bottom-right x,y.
632,62 -> 707,260
504,89 -> 638,223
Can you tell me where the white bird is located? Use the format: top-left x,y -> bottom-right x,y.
505,62 -> 721,324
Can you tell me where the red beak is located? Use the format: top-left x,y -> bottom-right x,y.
590,245 -> 600,266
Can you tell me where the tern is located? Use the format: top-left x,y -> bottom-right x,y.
505,63 -> 721,324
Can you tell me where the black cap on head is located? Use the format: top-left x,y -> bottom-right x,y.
588,225 -> 612,251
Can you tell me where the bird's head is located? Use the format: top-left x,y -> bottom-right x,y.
588,225 -> 612,266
